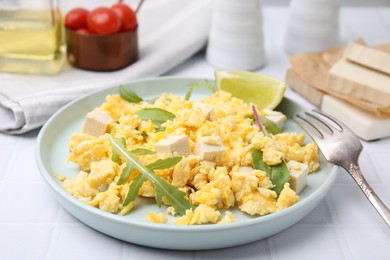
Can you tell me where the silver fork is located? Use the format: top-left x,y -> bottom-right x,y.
294,109 -> 390,227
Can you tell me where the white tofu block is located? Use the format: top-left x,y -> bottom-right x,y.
328,58 -> 390,107
264,109 -> 287,129
194,102 -> 214,119
263,109 -> 282,117
194,136 -> 225,162
82,110 -> 113,137
287,160 -> 308,194
321,95 -> 390,141
287,68 -> 389,117
154,135 -> 191,156
286,69 -> 324,108
344,43 -> 390,76
265,114 -> 287,129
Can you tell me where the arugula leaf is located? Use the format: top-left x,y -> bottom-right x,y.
119,85 -> 143,103
185,80 -> 217,100
135,108 -> 176,128
110,136 -> 194,215
123,173 -> 146,206
146,157 -> 182,171
252,149 -> 290,195
114,147 -> 155,184
130,148 -> 155,156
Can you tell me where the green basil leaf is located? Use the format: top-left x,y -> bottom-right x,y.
185,87 -> 195,101
119,85 -> 143,103
156,125 -> 165,132
204,79 -> 218,93
260,116 -> 282,135
252,149 -> 289,195
185,82 -> 202,100
135,108 -> 176,126
252,149 -> 271,178
270,160 -> 290,194
185,80 -> 217,100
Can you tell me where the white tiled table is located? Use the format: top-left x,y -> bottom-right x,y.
1,6 -> 390,260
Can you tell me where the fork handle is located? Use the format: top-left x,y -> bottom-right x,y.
348,163 -> 390,227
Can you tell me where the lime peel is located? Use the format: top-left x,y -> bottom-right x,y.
215,70 -> 286,111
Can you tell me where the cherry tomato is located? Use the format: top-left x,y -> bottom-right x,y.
87,7 -> 120,35
111,3 -> 137,32
76,28 -> 91,35
65,8 -> 89,30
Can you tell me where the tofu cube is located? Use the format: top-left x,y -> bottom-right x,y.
265,114 -> 287,129
194,136 -> 225,162
154,135 -> 191,156
264,109 -> 287,129
82,110 -> 113,137
287,160 -> 309,194
194,102 -> 214,119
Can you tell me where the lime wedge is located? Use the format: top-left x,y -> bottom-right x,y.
215,70 -> 286,110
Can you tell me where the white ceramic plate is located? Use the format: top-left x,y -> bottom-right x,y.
36,77 -> 338,250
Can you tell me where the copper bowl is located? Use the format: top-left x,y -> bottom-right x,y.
65,28 -> 138,71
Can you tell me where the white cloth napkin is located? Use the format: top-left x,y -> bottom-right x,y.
0,0 -> 213,134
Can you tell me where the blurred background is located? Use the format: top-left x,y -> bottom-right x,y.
264,0 -> 390,5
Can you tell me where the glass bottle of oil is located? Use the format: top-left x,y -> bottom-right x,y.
0,0 -> 65,74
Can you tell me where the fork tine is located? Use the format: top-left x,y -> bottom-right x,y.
305,111 -> 334,134
312,109 -> 362,146
293,115 -> 324,140
312,109 -> 344,131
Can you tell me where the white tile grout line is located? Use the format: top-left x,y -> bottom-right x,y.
45,222 -> 69,260
323,195 -> 353,259
326,172 -> 358,257
267,234 -> 279,260
0,138 -> 22,196
363,151 -> 388,184
119,241 -> 128,260
43,203 -> 64,260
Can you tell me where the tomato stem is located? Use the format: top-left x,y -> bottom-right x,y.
118,0 -> 144,13
135,0 -> 145,13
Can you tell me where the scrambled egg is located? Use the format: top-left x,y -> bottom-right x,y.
146,212 -> 168,224
63,90 -> 319,225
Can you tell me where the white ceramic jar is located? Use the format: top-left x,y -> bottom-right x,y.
284,0 -> 340,54
206,0 -> 266,70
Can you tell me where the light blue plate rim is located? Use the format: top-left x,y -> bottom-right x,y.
35,76 -> 339,244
